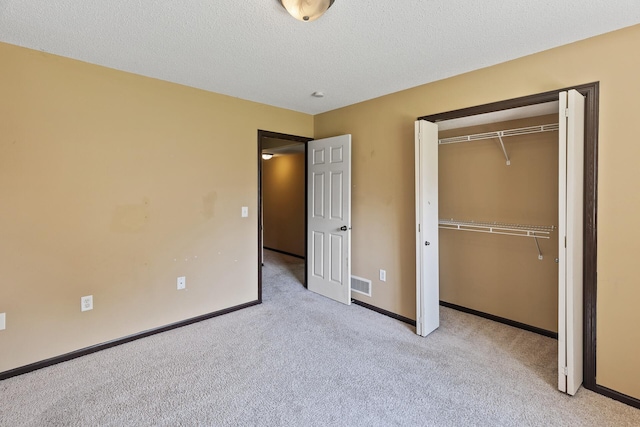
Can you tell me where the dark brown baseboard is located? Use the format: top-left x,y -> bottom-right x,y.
440,301 -> 558,339
351,299 -> 416,327
592,384 -> 640,410
0,300 -> 260,381
264,247 -> 305,260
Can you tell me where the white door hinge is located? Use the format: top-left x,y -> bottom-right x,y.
563,366 -> 568,376
564,108 -> 570,118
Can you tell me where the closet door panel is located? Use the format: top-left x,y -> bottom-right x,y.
566,89 -> 585,396
558,92 -> 568,393
558,89 -> 585,395
415,120 -> 440,337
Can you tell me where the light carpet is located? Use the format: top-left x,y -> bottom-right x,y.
1,250 -> 639,426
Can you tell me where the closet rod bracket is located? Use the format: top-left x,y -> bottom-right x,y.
534,237 -> 543,260
497,135 -> 511,166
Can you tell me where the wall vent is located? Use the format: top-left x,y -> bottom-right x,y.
351,275 -> 372,297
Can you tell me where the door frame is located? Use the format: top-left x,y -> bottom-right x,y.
417,82 -> 599,392
257,130 -> 313,303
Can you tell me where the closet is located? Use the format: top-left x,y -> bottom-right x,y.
437,113 -> 559,333
415,89 -> 585,396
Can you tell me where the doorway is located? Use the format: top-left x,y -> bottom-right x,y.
258,131 -> 354,305
257,130 -> 312,303
415,83 -> 599,392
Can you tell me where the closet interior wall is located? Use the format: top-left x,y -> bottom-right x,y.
438,114 -> 559,332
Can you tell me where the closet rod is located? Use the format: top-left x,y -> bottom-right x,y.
439,123 -> 559,145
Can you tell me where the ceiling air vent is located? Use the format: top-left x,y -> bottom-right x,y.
351,276 -> 372,297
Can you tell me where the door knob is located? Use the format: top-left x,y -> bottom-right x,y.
425,241 -> 430,246
340,225 -> 348,231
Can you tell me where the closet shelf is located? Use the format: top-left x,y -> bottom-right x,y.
438,219 -> 555,238
439,219 -> 555,260
438,123 -> 559,145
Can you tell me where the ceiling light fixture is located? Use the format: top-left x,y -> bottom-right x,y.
262,153 -> 274,160
280,0 -> 335,22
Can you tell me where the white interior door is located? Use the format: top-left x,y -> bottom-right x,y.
558,89 -> 585,395
307,135 -> 352,305
415,120 -> 440,337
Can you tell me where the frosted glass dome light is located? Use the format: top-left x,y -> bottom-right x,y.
280,0 -> 335,22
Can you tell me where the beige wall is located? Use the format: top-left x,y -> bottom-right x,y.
262,153 -> 305,257
0,42 -> 313,372
314,24 -> 640,399
439,115 -> 559,332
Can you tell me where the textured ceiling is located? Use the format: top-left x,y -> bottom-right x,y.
1,1 -> 639,114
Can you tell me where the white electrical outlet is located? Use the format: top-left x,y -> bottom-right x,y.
177,276 -> 186,290
379,269 -> 386,282
0,313 -> 6,330
81,295 -> 93,312
241,206 -> 249,218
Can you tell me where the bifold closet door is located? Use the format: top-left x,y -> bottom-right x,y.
415,120 -> 440,337
558,89 -> 585,396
